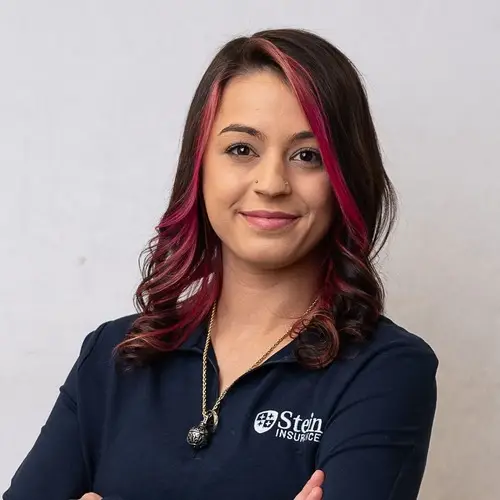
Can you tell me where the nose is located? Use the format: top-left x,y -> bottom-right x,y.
253,152 -> 290,197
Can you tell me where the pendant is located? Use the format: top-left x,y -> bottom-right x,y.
187,411 -> 219,449
186,421 -> 212,449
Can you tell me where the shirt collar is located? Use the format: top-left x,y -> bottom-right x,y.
176,323 -> 206,352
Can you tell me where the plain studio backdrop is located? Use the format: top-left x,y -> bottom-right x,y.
0,1 -> 498,498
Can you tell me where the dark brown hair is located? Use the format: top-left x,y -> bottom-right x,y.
116,28 -> 397,368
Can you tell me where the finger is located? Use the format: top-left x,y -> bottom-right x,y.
306,486 -> 323,500
294,470 -> 325,500
305,470 -> 324,491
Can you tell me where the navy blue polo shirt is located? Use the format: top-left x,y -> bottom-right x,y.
3,313 -> 438,500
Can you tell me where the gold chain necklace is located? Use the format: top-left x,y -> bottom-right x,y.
186,298 -> 318,449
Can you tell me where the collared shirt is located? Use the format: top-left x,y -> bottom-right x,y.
3,313 -> 438,500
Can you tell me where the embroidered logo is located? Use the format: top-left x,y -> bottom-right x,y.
254,410 -> 323,442
254,410 -> 279,433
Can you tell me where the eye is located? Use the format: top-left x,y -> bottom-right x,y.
225,143 -> 257,158
291,148 -> 323,167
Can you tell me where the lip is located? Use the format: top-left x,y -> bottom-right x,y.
240,210 -> 299,219
239,210 -> 300,231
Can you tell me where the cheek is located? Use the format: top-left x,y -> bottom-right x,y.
202,161 -> 245,224
303,184 -> 335,242
203,173 -> 239,209
304,181 -> 334,219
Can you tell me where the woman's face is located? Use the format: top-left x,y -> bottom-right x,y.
202,70 -> 334,270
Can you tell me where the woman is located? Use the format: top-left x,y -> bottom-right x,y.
4,29 -> 438,500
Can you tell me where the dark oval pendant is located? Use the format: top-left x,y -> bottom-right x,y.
187,422 -> 211,449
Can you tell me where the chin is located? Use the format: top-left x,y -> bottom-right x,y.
237,248 -> 300,271
222,238 -> 318,271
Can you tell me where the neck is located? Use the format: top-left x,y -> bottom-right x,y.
215,251 -> 321,337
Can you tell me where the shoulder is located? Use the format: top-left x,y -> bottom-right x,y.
76,313 -> 140,369
332,316 -> 439,395
344,315 -> 438,364
365,315 -> 437,359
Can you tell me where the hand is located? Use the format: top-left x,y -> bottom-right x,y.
78,494 -> 102,500
294,470 -> 324,500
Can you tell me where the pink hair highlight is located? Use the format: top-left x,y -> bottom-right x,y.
252,38 -> 369,249
159,80 -> 221,227
117,81 -> 223,354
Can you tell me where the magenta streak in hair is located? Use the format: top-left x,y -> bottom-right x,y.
254,39 -> 368,248
134,80 -> 221,328
158,80 -> 221,232
149,81 -> 222,319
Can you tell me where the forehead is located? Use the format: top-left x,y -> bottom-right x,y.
213,71 -> 311,132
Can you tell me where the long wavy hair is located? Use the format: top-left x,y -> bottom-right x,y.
116,28 -> 397,369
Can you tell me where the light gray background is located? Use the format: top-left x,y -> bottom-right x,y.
0,1 -> 498,498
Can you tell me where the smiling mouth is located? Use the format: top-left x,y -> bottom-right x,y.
239,210 -> 300,231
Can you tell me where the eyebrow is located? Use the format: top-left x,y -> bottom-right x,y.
218,123 -> 315,143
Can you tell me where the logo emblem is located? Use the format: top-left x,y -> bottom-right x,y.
254,410 -> 279,434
